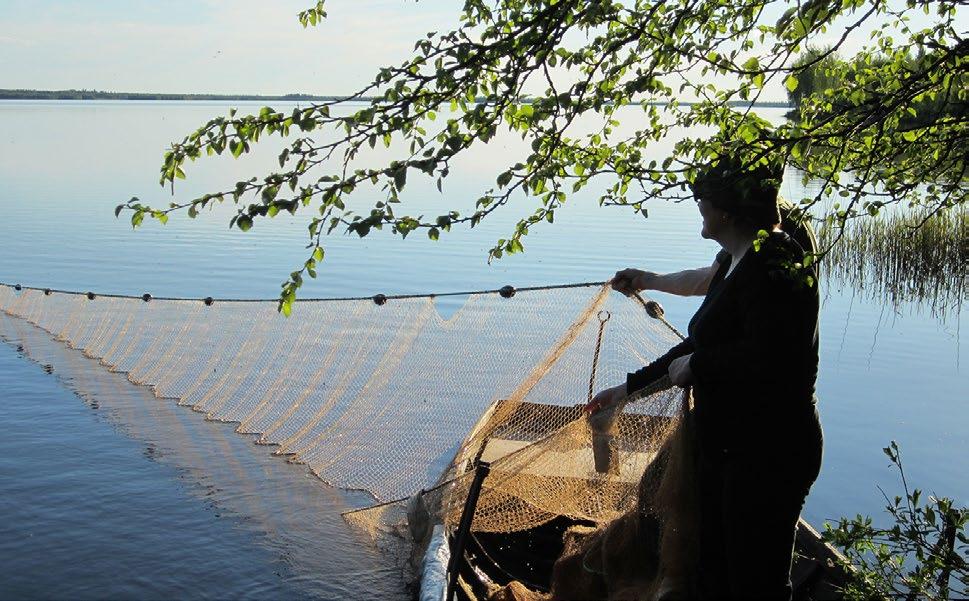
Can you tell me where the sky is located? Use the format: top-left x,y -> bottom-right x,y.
0,1 -> 962,100
0,0 -> 459,96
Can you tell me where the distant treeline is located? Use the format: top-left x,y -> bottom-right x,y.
1,88 -> 790,108
786,48 -> 966,126
0,89 -> 357,102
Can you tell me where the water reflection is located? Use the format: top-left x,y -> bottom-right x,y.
819,208 -> 967,321
0,313 -> 407,600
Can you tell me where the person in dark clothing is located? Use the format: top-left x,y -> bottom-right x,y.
589,156 -> 823,600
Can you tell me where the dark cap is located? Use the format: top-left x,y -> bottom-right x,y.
690,155 -> 783,228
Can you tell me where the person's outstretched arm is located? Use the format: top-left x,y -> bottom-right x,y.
611,258 -> 720,297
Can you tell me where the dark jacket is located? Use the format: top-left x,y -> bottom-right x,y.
627,231 -> 820,452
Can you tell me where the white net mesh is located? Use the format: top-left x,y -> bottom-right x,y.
0,282 -> 689,593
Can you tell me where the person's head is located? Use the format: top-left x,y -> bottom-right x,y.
690,154 -> 783,242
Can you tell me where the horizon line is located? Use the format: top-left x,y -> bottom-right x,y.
0,88 -> 793,107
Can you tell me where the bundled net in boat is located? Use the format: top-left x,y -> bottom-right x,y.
0,281 -> 690,592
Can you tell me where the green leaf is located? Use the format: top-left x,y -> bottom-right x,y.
784,74 -> 799,92
313,247 -> 325,262
738,122 -> 758,143
393,166 -> 407,191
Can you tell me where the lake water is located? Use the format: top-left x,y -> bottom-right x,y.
0,101 -> 965,599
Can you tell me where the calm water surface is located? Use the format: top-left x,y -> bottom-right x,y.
0,101 -> 965,599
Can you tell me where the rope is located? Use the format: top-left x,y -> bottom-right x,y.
1,279 -> 690,376
587,311 -> 611,403
0,281 -> 687,344
0,280 -> 606,303
632,291 -> 686,341
0,280 -> 691,349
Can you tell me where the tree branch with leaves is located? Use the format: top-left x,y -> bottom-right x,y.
117,0 -> 967,314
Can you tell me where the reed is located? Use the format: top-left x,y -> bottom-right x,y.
818,207 -> 968,320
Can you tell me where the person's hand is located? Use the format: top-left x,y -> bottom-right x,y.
611,268 -> 656,296
668,354 -> 695,387
584,384 -> 626,415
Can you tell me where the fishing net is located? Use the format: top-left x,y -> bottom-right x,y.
0,281 -> 690,593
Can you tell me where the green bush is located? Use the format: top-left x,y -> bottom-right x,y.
824,442 -> 967,600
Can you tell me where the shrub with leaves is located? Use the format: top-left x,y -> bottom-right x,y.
824,441 -> 968,600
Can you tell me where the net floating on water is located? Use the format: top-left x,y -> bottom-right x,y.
0,281 -> 689,586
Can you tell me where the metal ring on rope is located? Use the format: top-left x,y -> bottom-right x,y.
587,310 -> 612,405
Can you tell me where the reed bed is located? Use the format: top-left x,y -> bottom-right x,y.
818,207 -> 968,320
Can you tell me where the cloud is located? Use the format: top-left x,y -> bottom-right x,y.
0,35 -> 33,46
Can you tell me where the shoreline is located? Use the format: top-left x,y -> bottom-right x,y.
0,89 -> 791,108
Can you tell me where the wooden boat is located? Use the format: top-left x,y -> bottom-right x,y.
420,400 -> 852,601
